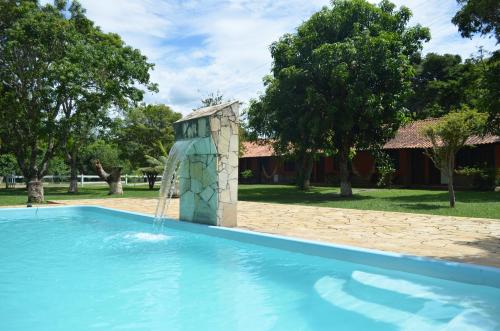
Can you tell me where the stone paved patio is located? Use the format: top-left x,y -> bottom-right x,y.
5,198 -> 500,267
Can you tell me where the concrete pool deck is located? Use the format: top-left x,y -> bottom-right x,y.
4,198 -> 500,268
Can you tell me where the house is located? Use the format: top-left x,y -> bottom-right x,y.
239,118 -> 500,187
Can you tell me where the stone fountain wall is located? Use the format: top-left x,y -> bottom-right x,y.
174,102 -> 239,227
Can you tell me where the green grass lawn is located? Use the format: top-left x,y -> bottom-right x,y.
1,183 -> 498,219
0,184 -> 159,206
238,185 -> 499,219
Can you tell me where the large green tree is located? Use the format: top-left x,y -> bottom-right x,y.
0,1 -> 156,200
452,0 -> 499,43
248,70 -> 324,190
476,52 -> 500,135
0,1 -> 72,202
408,53 -> 479,119
117,104 -> 182,169
306,0 -> 429,196
452,0 -> 499,135
249,0 -> 429,196
58,2 -> 157,194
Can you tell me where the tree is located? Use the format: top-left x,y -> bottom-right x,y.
0,154 -> 19,187
57,2 -> 157,194
0,1 -> 74,202
306,0 -> 429,196
250,0 -> 429,196
200,91 -> 224,107
248,72 -> 324,191
117,104 -> 182,169
139,150 -> 168,189
95,160 -> 123,195
0,1 -> 156,201
422,108 -> 487,207
80,139 -> 129,194
408,53 -> 479,118
452,0 -> 499,43
476,51 -> 500,135
451,1 -> 499,135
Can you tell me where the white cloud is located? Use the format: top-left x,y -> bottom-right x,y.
50,0 -> 499,114
376,0 -> 497,58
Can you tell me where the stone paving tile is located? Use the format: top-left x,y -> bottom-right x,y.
4,198 -> 500,268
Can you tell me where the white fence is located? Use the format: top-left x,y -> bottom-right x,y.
5,174 -> 163,186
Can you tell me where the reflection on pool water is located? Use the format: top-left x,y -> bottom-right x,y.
0,207 -> 499,331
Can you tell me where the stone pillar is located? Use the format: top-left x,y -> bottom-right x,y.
210,103 -> 239,227
174,101 -> 239,227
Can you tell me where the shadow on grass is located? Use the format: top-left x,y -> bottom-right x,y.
238,186 -> 374,204
380,190 -> 499,204
394,203 -> 445,211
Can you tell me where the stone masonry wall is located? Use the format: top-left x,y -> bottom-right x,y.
176,102 -> 239,227
210,103 -> 239,227
178,138 -> 218,225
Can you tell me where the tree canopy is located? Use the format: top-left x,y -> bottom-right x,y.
452,0 -> 499,43
248,0 -> 429,196
0,0 -> 156,201
116,104 -> 182,169
408,53 -> 481,119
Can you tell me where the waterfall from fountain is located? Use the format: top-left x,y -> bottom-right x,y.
154,139 -> 197,223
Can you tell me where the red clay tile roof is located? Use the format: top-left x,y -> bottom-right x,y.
241,141 -> 275,158
241,119 -> 500,157
383,118 -> 500,149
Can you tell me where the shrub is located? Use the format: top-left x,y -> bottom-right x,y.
456,165 -> 498,190
240,169 -> 253,179
373,151 -> 396,188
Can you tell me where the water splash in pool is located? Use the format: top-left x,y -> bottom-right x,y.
124,232 -> 170,242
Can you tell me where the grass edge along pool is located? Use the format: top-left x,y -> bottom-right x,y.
1,205 -> 499,288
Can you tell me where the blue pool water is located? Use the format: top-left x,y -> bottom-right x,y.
0,207 -> 499,331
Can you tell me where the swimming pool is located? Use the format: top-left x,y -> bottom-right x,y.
0,206 -> 499,330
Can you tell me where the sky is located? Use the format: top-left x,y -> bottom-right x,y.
49,0 -> 498,114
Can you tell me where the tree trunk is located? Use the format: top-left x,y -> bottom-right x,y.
68,178 -> 78,193
68,157 -> 78,193
146,173 -> 157,189
109,180 -> 123,195
297,153 -> 313,191
339,149 -> 352,197
302,154 -> 313,191
447,159 -> 455,208
95,160 -> 123,195
447,181 -> 455,208
27,179 -> 44,203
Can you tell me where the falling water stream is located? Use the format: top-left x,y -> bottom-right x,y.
154,139 -> 198,224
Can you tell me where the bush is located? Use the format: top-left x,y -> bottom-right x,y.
456,166 -> 498,190
240,169 -> 253,179
374,151 -> 395,188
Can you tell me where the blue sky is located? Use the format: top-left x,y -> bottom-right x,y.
51,0 -> 498,114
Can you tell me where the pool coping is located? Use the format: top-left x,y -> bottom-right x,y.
2,205 -> 500,288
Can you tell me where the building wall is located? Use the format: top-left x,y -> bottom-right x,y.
239,143 -> 500,188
